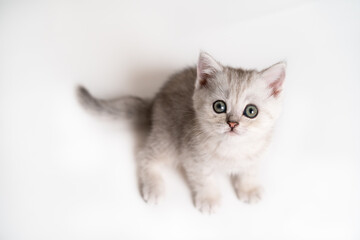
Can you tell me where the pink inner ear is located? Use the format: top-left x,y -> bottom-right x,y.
197,60 -> 214,85
196,52 -> 222,88
198,71 -> 212,87
197,67 -> 208,87
269,70 -> 285,97
199,78 -> 207,87
196,62 -> 207,87
270,81 -> 282,97
262,63 -> 286,98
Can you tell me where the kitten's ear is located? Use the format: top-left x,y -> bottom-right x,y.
196,52 -> 223,89
261,61 -> 286,97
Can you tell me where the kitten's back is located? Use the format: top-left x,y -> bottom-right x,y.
150,67 -> 197,145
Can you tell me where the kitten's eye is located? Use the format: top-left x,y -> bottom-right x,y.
213,100 -> 226,114
243,104 -> 258,118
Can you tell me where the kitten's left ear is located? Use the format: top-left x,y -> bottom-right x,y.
261,61 -> 286,97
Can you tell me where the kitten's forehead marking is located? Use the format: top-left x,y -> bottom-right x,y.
225,67 -> 255,109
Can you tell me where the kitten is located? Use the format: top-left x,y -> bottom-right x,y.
77,52 -> 286,213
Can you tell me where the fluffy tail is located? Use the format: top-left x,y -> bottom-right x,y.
76,86 -> 152,123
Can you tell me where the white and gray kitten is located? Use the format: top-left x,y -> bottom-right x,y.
77,52 -> 286,213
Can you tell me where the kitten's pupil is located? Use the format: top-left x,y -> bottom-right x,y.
216,103 -> 224,111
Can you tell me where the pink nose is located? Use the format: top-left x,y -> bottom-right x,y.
227,121 -> 239,128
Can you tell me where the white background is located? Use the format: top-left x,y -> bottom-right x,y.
1,0 -> 360,239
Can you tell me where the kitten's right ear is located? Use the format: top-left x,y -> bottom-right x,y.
196,52 -> 223,89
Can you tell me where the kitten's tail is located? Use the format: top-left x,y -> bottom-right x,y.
76,86 -> 152,123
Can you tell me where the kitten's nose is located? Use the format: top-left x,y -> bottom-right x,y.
227,121 -> 239,128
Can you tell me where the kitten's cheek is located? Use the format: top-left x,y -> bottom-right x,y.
215,125 -> 227,134
237,128 -> 248,135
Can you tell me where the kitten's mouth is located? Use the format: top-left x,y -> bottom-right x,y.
227,129 -> 239,135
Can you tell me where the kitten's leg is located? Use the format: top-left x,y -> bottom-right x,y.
232,167 -> 263,204
138,141 -> 167,205
185,167 -> 221,214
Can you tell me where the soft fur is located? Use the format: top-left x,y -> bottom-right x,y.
77,52 -> 286,213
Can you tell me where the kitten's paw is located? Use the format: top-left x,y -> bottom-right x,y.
236,186 -> 263,204
141,181 -> 165,205
194,191 -> 221,214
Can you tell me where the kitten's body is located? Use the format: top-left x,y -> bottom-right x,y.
78,52 -> 286,213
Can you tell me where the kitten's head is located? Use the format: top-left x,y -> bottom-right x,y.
193,52 -> 286,138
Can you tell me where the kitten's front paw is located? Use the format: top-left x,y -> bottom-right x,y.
194,191 -> 221,214
141,181 -> 165,205
236,186 -> 263,204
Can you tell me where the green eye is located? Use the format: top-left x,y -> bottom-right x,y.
243,104 -> 258,118
213,100 -> 226,114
